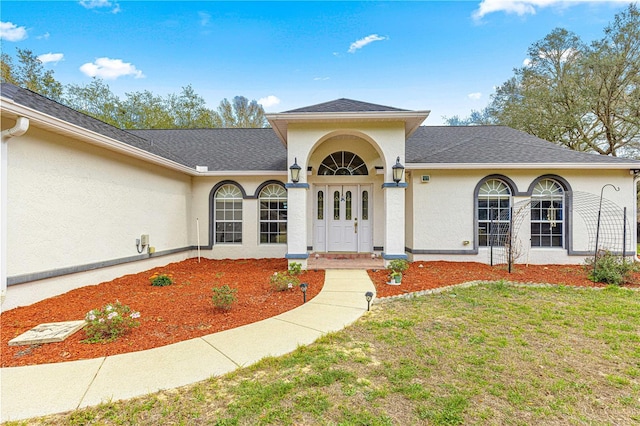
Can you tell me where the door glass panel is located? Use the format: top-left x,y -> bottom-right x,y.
317,191 -> 323,220
333,191 -> 340,220
362,191 -> 368,220
345,191 -> 352,220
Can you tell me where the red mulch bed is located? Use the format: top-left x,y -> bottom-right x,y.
3,259 -> 638,368
369,261 -> 640,298
1,258 -> 324,367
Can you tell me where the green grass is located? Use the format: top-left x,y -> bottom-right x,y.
9,283 -> 640,425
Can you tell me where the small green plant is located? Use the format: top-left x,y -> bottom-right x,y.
212,285 -> 238,311
270,271 -> 300,292
288,262 -> 303,276
585,251 -> 638,285
149,273 -> 173,287
387,259 -> 409,274
82,301 -> 140,343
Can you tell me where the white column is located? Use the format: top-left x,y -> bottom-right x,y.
286,185 -> 309,269
382,184 -> 407,263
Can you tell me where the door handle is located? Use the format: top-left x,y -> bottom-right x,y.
354,217 -> 358,234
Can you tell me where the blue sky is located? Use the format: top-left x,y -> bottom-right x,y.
0,0 -> 633,124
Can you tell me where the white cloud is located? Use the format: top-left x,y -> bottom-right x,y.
468,92 -> 482,100
0,21 -> 28,42
523,58 -> 532,66
314,77 -> 330,81
38,53 -> 64,64
80,57 -> 145,79
37,32 -> 50,40
258,95 -> 281,108
79,0 -> 121,14
198,11 -> 211,26
473,0 -> 627,20
348,34 -> 387,53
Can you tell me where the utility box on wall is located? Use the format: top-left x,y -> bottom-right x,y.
421,175 -> 430,183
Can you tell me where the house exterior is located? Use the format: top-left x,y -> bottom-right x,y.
2,83 -> 639,310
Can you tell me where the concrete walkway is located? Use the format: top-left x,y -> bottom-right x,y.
0,270 -> 376,422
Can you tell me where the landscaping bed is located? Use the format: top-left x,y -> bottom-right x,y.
1,258 -> 324,367
2,258 -> 638,368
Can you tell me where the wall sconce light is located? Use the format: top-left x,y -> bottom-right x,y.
300,282 -> 308,303
290,157 -> 302,183
392,156 -> 404,185
365,291 -> 374,311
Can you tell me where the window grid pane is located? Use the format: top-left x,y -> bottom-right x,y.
477,179 -> 511,247
531,179 -> 564,248
214,184 -> 242,244
259,184 -> 287,244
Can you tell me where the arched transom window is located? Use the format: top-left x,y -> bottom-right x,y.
531,179 -> 564,247
477,179 -> 511,247
214,184 -> 242,243
259,184 -> 287,244
317,151 -> 368,176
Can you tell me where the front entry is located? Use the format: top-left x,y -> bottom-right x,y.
314,185 -> 372,252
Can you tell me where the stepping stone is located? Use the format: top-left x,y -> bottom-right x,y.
8,320 -> 86,346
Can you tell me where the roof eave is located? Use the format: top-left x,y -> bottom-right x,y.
1,96 -> 200,176
406,162 -> 640,170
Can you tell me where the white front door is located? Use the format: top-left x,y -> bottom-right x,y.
314,184 -> 372,253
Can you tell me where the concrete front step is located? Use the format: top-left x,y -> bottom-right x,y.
308,253 -> 384,270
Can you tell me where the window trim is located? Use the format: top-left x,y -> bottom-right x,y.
214,183 -> 243,244
259,182 -> 288,245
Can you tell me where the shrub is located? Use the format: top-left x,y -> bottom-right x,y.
289,262 -> 303,276
270,271 -> 300,292
149,273 -> 173,287
387,259 -> 409,274
585,251 -> 638,285
83,301 -> 140,343
212,285 -> 238,311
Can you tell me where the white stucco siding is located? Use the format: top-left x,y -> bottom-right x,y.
408,168 -> 636,265
7,125 -> 192,277
190,176 -> 288,259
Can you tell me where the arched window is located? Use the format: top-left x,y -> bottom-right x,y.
477,179 -> 511,247
317,151 -> 368,176
531,179 -> 564,247
259,184 -> 287,244
214,184 -> 242,243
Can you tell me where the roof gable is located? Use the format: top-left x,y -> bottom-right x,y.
283,98 -> 408,113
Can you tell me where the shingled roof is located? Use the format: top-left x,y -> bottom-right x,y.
129,129 -> 286,171
283,98 -> 409,113
406,126 -> 635,165
2,83 -> 638,171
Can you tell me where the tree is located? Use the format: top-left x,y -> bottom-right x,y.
166,85 -> 216,128
65,78 -> 125,127
120,90 -> 173,129
213,96 -> 267,128
444,108 -> 495,126
582,4 -> 640,157
455,4 -> 640,158
1,48 -> 64,101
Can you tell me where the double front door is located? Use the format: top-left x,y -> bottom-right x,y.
314,185 -> 372,252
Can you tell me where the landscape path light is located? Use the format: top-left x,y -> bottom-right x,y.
300,282 -> 308,303
365,291 -> 374,311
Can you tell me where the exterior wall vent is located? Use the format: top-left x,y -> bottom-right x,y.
421,175 -> 430,183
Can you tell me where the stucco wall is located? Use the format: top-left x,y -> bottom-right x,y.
407,168 -> 637,265
190,176 -> 288,259
7,125 -> 192,277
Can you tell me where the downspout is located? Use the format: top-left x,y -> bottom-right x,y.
1,117 -> 29,307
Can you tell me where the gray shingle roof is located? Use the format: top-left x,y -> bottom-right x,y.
128,129 -> 287,171
3,83 -> 638,171
284,98 -> 408,113
0,83 -> 189,166
407,126 -> 638,165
